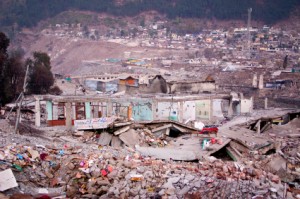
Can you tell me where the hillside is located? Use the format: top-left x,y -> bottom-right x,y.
1,0 -> 299,33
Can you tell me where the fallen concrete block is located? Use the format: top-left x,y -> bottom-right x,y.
119,129 -> 140,148
0,169 -> 18,191
151,124 -> 172,133
114,122 -> 132,127
98,132 -> 113,146
111,136 -> 123,148
114,126 -> 130,136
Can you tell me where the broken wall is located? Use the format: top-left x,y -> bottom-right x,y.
84,79 -> 98,91
168,82 -> 216,94
183,101 -> 196,122
195,100 -> 211,120
212,99 -> 225,118
97,81 -> 118,93
112,98 -> 153,121
156,101 -> 179,121
240,98 -> 253,114
139,76 -> 168,94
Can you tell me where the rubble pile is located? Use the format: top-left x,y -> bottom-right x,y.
0,137 -> 289,199
74,126 -> 172,148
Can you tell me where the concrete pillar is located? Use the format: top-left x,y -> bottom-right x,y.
85,102 -> 91,119
179,101 -> 184,123
107,100 -> 113,117
252,74 -> 258,88
228,100 -> 233,117
72,103 -> 76,120
264,98 -> 268,109
65,102 -> 72,130
239,93 -> 244,100
101,102 -> 106,117
258,74 -> 264,89
256,120 -> 261,134
127,105 -> 133,120
35,99 -> 41,127
210,98 -> 213,121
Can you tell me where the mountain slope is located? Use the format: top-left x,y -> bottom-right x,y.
0,0 -> 299,30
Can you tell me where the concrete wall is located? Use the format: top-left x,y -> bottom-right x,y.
112,98 -> 153,121
240,98 -> 253,114
136,76 -> 168,94
132,99 -> 153,121
97,81 -> 118,93
41,95 -> 236,128
168,82 -> 216,94
212,99 -> 225,118
156,101 -> 180,121
195,100 -> 211,120
84,80 -> 98,91
182,101 -> 196,122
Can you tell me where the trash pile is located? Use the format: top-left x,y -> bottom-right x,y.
0,138 -> 293,199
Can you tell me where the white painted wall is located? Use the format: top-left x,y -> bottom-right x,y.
240,98 -> 253,114
156,102 -> 179,120
212,99 -> 224,118
183,101 -> 196,122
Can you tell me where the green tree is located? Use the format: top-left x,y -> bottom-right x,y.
3,50 -> 26,102
27,52 -> 54,94
0,32 -> 10,105
0,32 -> 26,105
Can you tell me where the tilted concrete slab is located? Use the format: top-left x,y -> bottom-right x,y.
136,135 -> 231,161
220,126 -> 272,150
98,132 -> 113,146
119,129 -> 140,148
114,126 -> 131,135
151,124 -> 172,133
111,136 -> 123,148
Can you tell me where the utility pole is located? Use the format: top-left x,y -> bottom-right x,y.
247,8 -> 252,59
14,64 -> 30,134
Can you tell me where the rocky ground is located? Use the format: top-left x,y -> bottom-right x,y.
0,119 -> 297,199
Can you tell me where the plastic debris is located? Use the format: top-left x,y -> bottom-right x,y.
130,174 -> 144,181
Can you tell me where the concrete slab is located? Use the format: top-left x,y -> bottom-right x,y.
135,145 -> 198,161
152,124 -> 172,133
136,135 -> 231,161
220,126 -> 272,150
111,136 -> 122,148
114,126 -> 130,135
98,132 -> 113,146
119,129 -> 140,148
114,122 -> 132,127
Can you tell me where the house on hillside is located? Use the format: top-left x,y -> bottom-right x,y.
119,76 -> 139,93
97,79 -> 119,93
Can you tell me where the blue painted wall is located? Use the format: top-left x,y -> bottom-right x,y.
112,98 -> 153,121
46,101 -> 53,120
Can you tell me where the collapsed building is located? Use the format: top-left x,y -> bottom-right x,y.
33,93 -> 253,129
1,72 -> 300,198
